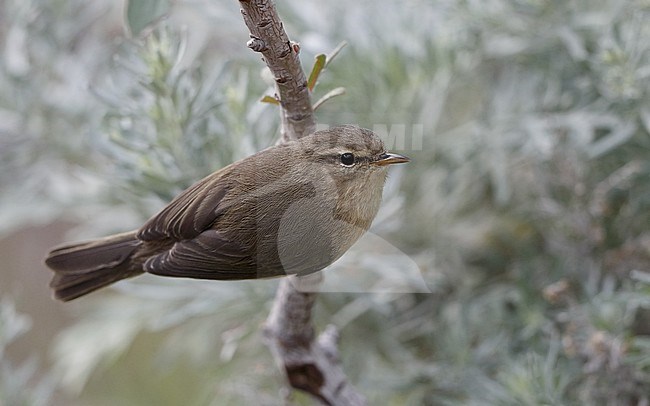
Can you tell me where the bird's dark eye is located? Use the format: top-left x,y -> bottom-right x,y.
340,152 -> 355,166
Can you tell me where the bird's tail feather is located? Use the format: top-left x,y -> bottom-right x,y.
45,231 -> 142,301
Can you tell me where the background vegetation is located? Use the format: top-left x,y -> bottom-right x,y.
1,0 -> 649,404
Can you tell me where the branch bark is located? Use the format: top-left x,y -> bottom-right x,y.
237,1 -> 366,404
239,0 -> 316,142
265,275 -> 367,405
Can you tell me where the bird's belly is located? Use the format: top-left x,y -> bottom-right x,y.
233,197 -> 370,278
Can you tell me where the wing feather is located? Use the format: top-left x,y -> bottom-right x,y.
137,171 -> 230,241
144,229 -> 257,279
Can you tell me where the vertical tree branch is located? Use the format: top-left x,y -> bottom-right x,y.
237,0 -> 366,404
239,0 -> 316,142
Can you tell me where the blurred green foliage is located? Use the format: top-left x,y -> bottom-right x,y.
1,0 -> 649,404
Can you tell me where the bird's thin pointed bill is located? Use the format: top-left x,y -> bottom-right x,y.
373,152 -> 411,166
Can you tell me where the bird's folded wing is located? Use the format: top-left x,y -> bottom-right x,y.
143,229 -> 257,279
137,171 -> 231,241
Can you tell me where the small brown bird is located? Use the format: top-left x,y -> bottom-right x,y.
45,125 -> 409,301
